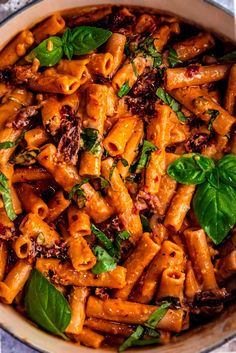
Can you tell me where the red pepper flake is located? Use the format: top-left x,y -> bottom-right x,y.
185,65 -> 200,78
154,176 -> 159,183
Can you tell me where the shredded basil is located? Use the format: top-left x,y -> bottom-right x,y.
135,140 -> 157,173
156,87 -> 187,122
109,157 -> 128,180
69,178 -> 89,208
0,172 -> 17,221
219,50 -> 236,62
91,245 -> 117,274
168,47 -> 182,67
11,148 -> 40,166
81,128 -> 102,155
118,81 -> 131,98
145,303 -> 171,329
206,109 -> 219,131
140,214 -> 152,232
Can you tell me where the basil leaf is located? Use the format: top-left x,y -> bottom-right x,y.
136,140 -> 157,173
0,131 -> 25,150
81,128 -> 102,156
137,37 -> 162,68
206,168 -> 220,189
118,81 -> 131,98
129,338 -> 160,347
206,109 -> 219,131
144,327 -> 160,338
168,47 -> 182,67
109,157 -> 129,180
130,58 -> 138,77
193,181 -> 236,244
69,178 -> 89,208
156,87 -> 187,122
141,214 -> 152,232
70,26 -> 112,55
25,269 -> 71,339
0,141 -> 15,149
145,303 -> 171,329
26,37 -> 63,67
11,148 -> 40,166
219,50 -> 236,62
118,325 -> 144,352
63,43 -> 74,60
167,153 -> 214,185
217,154 -> 236,187
91,245 -> 117,274
91,224 -> 115,257
0,172 -> 17,221
114,230 -> 130,259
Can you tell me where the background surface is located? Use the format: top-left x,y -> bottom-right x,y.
0,0 -> 235,352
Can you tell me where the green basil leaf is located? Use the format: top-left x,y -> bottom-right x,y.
91,224 -> 115,257
193,181 -> 236,244
217,154 -> 236,187
0,172 -> 17,221
70,26 -> 112,55
25,269 -> 71,339
62,28 -> 73,44
219,50 -> 236,62
0,141 -> 15,149
130,58 -> 138,77
141,214 -> 152,232
206,168 -> 220,189
109,157 -> 128,180
11,148 -> 40,166
118,325 -> 144,352
81,128 -> 102,156
143,327 -> 160,338
153,55 -> 162,68
69,178 -> 89,208
136,140 -> 157,173
114,230 -> 130,259
167,153 -> 214,185
156,87 -> 187,122
92,245 -> 117,274
0,130 -> 25,150
129,338 -> 160,347
63,43 -> 74,60
206,109 -> 219,131
168,47 -> 182,67
26,37 -> 63,67
145,303 -> 171,329
118,81 -> 131,98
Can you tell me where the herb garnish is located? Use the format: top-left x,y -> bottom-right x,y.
140,214 -> 152,232
91,246 -> 117,274
219,50 -> 236,62
206,109 -> 219,131
0,172 -> 17,221
69,178 -> 89,208
91,224 -> 130,266
118,302 -> 170,352
137,37 -> 162,68
168,153 -> 236,244
135,140 -> 157,173
0,131 -> 25,150
118,81 -> 131,98
25,269 -> 71,339
168,47 -> 182,67
156,87 -> 187,122
109,157 -> 129,180
81,128 -> 102,155
26,26 -> 112,67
